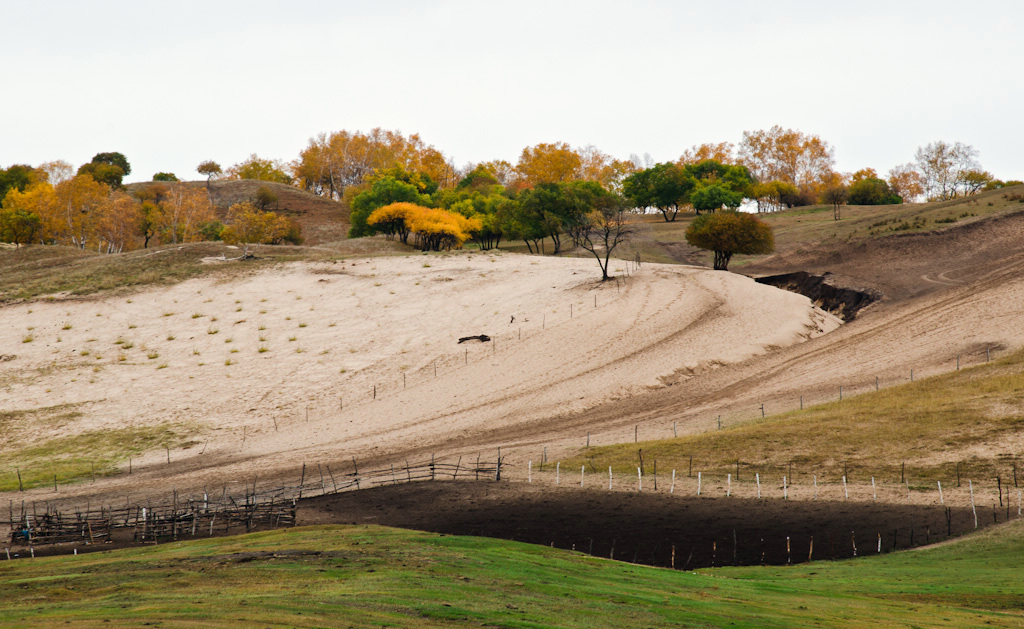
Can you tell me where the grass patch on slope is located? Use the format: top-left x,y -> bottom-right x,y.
571,349 -> 1024,484
0,523 -> 1022,627
0,420 -> 198,491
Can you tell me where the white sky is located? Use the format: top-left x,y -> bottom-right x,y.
3,0 -> 1022,184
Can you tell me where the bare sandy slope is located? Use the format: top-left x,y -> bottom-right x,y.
0,251 -> 837,499
552,248 -> 1024,466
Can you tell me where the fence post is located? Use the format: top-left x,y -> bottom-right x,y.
969,479 -> 978,528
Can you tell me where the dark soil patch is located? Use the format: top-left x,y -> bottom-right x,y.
754,271 -> 880,321
299,480 -> 992,569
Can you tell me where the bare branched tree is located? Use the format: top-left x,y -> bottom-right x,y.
578,195 -> 633,281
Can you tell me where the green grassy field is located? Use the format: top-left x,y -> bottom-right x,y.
569,349 -> 1024,485
0,522 -> 1021,627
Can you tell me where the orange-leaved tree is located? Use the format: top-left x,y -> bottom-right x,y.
295,128 -> 457,199
53,175 -> 109,248
157,184 -> 215,244
739,126 -> 835,203
516,142 -> 583,187
220,201 -> 290,258
678,142 -> 736,166
95,190 -> 142,253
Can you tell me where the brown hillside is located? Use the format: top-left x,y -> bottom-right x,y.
130,180 -> 349,245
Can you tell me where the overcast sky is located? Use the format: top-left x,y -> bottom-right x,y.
4,0 -> 1022,184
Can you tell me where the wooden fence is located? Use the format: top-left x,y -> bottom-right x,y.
7,455 -> 503,547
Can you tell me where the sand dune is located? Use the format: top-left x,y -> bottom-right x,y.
0,251 -> 837,496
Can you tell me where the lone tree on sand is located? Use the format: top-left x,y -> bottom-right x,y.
685,210 -> 774,271
576,189 -> 633,281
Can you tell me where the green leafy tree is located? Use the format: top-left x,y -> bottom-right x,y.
253,185 -> 278,211
456,165 -> 501,192
0,164 -> 36,200
77,162 -> 125,188
847,178 -> 900,206
691,183 -> 743,214
374,165 -> 438,195
0,207 -> 42,247
622,163 -> 693,221
685,211 -> 774,271
517,182 -> 584,254
91,152 -> 131,176
153,172 -> 179,182
439,192 -> 508,250
496,194 -> 545,253
348,176 -> 430,238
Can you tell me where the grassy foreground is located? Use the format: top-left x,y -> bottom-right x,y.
572,349 -> 1024,485
0,523 -> 1022,627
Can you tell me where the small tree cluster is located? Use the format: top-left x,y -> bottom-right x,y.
623,159 -> 752,220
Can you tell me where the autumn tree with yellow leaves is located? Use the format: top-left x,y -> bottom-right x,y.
739,126 -> 836,204
516,142 -> 583,187
156,184 -> 216,244
295,129 -> 458,200
220,201 -> 291,258
367,203 -> 479,251
1,174 -> 146,252
366,202 -> 419,245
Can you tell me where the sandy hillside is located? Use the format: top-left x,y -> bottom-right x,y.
0,251 -> 837,497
